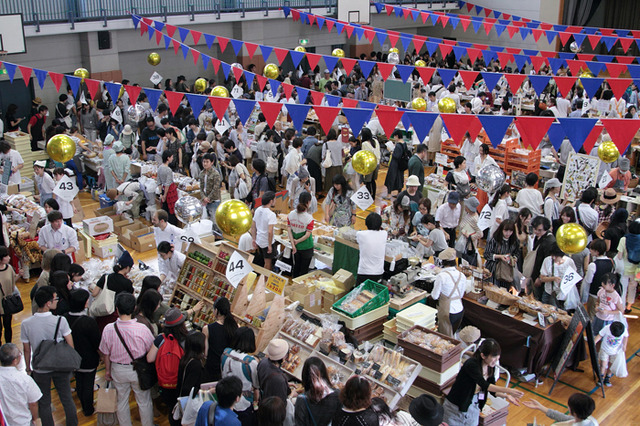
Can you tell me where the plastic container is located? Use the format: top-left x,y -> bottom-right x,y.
332,280 -> 389,318
99,193 -> 116,208
330,303 -> 389,330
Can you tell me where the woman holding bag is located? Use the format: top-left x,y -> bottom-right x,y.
0,246 -> 20,344
91,251 -> 135,333
484,220 -> 520,291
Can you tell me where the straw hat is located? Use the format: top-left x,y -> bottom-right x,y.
600,188 -> 620,205
264,338 -> 289,361
458,326 -> 481,345
438,248 -> 457,261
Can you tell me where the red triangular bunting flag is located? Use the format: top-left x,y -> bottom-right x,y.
532,29 -> 544,42
505,47 -> 521,55
420,12 -> 429,24
468,116 -> 483,142
291,9 -> 300,20
375,110 -> 405,137
309,91 -> 324,105
558,32 -> 572,46
210,58 -> 221,74
385,5 -> 394,15
49,72 -> 64,92
458,70 -> 479,90
554,76 -> 578,97
377,63 -> 395,80
441,114 -> 479,145
255,75 -> 268,91
156,29 -> 163,45
515,116 -> 555,149
587,35 -> 602,50
566,59 -> 587,75
465,3 -> 473,11
460,18 -> 471,32
281,83 -> 294,99
245,42 -> 258,58
483,22 -> 494,35
376,105 -> 396,113
439,15 -> 450,28
619,37 -> 634,53
416,67 -> 435,84
217,36 -> 229,52
164,91 -> 184,115
345,25 -> 355,39
608,78 -> 632,100
326,20 -> 334,32
497,52 -> 514,65
576,53 -> 594,61
307,14 -> 316,25
507,25 -> 519,38
388,33 -> 399,47
616,55 -> 635,64
166,24 -> 176,38
140,22 -> 148,35
258,101 -> 283,127
274,48 -> 289,65
439,44 -> 453,58
413,36 -> 425,53
125,85 -> 142,105
583,124 -> 604,153
473,43 -> 489,51
313,106 -> 341,134
505,74 -> 526,91
342,98 -> 358,108
191,30 -> 202,45
172,39 -> 181,55
402,8 -> 411,19
192,50 -> 200,65
306,53 -> 321,71
84,79 -> 101,100
341,58 -> 357,76
602,118 -> 640,153
540,51 -> 557,59
210,96 -> 231,120
18,66 -> 32,86
530,56 -> 548,72
364,29 -> 375,43
232,66 -> 244,83
606,63 -> 626,79
467,48 -> 482,64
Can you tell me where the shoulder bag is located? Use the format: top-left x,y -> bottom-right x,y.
32,317 -> 82,372
114,323 -> 157,390
0,284 -> 23,315
89,274 -> 115,317
495,259 -> 514,283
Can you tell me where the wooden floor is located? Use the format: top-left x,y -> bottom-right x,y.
7,168 -> 640,425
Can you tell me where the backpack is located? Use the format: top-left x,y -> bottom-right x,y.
626,234 -> 640,264
221,348 -> 256,400
156,334 -> 184,389
249,174 -> 276,205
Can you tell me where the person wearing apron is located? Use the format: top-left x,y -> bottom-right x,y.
431,248 -> 467,337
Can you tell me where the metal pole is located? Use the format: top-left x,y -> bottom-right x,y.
262,0 -> 268,17
68,11 -> 75,30
30,0 -> 40,32
305,0 -> 311,13
161,4 -> 167,23
130,0 -> 138,15
99,0 -> 107,27
214,0 -> 221,19
190,4 -> 195,21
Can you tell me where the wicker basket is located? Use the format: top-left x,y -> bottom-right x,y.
483,284 -> 519,306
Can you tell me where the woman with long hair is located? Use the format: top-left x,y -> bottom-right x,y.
332,376 -> 379,425
49,270 -> 73,316
382,196 -> 410,239
603,208 -> 628,255
134,289 -> 163,335
203,297 -> 238,382
322,128 -> 344,193
177,331 -> 206,397
446,156 -> 471,199
488,184 -> 511,238
323,174 -> 356,227
553,205 -> 577,235
0,246 -> 18,344
484,220 -> 520,291
443,339 -> 523,425
360,128 -> 380,198
288,191 -> 315,278
514,208 -> 532,271
295,357 -> 340,426
91,251 -> 135,333
157,150 -> 179,225
221,327 -> 260,425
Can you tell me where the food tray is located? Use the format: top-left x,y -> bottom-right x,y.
484,284 -> 519,306
348,317 -> 386,344
398,326 -> 464,373
330,303 -> 389,330
419,361 -> 461,386
312,351 -> 355,391
275,332 -> 313,381
412,375 -> 457,396
332,280 -> 389,318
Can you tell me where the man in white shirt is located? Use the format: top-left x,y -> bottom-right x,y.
106,181 -> 144,219
251,191 -> 277,270
152,209 -> 184,252
157,241 -> 186,283
435,191 -> 462,247
356,213 -> 388,285
38,211 -> 79,259
0,343 -> 42,426
461,137 -> 482,175
0,140 -> 24,185
515,173 -> 544,216
34,160 -> 56,207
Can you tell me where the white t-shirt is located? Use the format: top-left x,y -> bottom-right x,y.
599,324 -> 628,356
432,267 -> 468,314
253,206 -> 277,248
356,230 -> 387,275
576,203 -> 598,236
516,188 -> 544,216
540,256 -> 576,296
489,199 -> 509,238
238,232 -> 254,252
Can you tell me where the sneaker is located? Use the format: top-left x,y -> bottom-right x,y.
603,376 -> 612,387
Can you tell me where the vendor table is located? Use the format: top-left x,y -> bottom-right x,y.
462,297 -> 566,375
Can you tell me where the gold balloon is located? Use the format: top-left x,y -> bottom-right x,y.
556,223 -> 588,255
212,85 -> 229,97
332,48 -> 345,58
46,134 -> 77,163
294,46 -> 306,52
216,200 -> 253,236
415,59 -> 427,67
411,97 -> 427,111
577,70 -> 595,90
352,150 -> 378,176
598,141 -> 619,163
147,52 -> 161,66
194,78 -> 207,93
438,97 -> 456,113
73,68 -> 89,83
389,47 -> 399,54
264,63 -> 280,79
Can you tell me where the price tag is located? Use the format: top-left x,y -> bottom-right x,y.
435,152 -> 449,166
231,84 -> 244,99
1,159 -> 12,185
179,226 -> 202,251
560,267 -> 581,295
265,272 -> 288,296
351,185 -> 373,211
275,260 -> 292,273
53,175 -> 79,202
150,71 -> 163,86
598,171 -> 613,188
477,204 -> 493,231
225,250 -> 253,288
537,312 -> 546,327
215,118 -> 231,135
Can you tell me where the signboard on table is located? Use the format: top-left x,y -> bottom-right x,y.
265,272 -> 287,296
226,250 -> 253,288
560,153 -> 600,201
351,186 -> 373,211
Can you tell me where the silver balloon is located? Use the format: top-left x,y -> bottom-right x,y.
174,195 -> 203,224
569,41 -> 580,53
387,52 -> 400,65
231,63 -> 243,70
476,164 -> 506,194
127,104 -> 146,122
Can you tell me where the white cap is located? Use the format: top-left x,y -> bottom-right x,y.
34,160 -> 47,168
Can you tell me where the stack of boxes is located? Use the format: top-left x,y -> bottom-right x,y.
80,216 -> 118,258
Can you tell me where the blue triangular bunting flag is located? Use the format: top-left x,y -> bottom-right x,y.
400,36 -> 412,52
449,17 -> 459,30
233,99 -> 256,125
204,34 -> 216,50
580,77 -> 604,97
358,101 -> 377,110
153,21 -> 164,32
178,27 -> 190,42
144,88 -> 163,111
243,71 -> 254,88
269,79 -> 281,98
376,32 -> 388,46
452,46 -> 467,62
287,104 -> 311,133
547,122 -> 566,150
559,117 -> 598,152
358,60 -> 376,78
481,72 -> 502,91
513,54 -> 529,70
66,75 -> 81,97
186,93 -> 207,114
3,63 -> 17,83
406,111 -> 438,142
105,82 -> 122,103
545,31 -> 558,44
260,45 -> 273,61
482,50 -> 497,64
33,69 -> 48,90
290,50 -> 305,68
201,54 -> 211,70
180,44 -> 190,60
163,35 -> 172,49
220,62 -> 232,78
296,87 -> 309,104
548,58 -> 566,74
477,115 -> 513,147
438,69 -> 457,88
354,27 -> 365,41
323,55 -> 339,72
325,94 -> 341,107
396,65 -> 414,83
230,39 -> 244,56
529,75 -> 551,96
586,61 -> 606,76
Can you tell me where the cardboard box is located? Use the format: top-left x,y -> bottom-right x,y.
78,230 -> 93,259
113,218 -> 134,234
130,227 -> 155,252
83,216 -> 115,237
120,222 -> 148,248
322,289 -> 349,311
92,243 -> 118,258
71,198 -> 85,223
293,289 -> 323,314
332,269 -> 355,292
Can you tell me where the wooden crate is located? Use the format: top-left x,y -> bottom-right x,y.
505,146 -> 541,175
440,140 -> 461,163
488,138 -> 518,171
397,326 -> 464,373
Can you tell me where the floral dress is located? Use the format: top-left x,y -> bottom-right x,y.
324,188 -> 355,227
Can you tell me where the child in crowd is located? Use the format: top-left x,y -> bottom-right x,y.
594,321 -> 628,387
593,273 -> 624,335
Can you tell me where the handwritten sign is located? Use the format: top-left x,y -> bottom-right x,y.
180,226 -> 202,251
226,250 -> 253,288
265,272 -> 288,296
351,185 -> 373,211
598,171 -> 613,188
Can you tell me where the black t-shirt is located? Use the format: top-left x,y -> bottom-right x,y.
204,322 -> 235,381
604,225 -> 625,254
141,127 -> 160,148
97,272 -> 134,295
177,358 -> 205,397
64,313 -> 101,369
5,113 -> 20,132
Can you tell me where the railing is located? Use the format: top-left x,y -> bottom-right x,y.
0,0 -> 456,26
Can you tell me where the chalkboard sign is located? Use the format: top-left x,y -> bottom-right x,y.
1,159 -> 12,185
546,305 -> 604,397
383,79 -> 412,102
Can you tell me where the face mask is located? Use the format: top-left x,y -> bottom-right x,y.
45,112 -> 50,117
506,196 -> 513,205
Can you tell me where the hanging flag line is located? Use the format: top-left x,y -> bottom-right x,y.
288,6 -> 639,78
458,1 -> 640,40
135,11 -> 638,103
373,2 -> 639,54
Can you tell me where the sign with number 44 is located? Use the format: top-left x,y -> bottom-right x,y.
226,250 -> 253,288
351,185 -> 373,211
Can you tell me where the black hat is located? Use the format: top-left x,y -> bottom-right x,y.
409,394 -> 444,426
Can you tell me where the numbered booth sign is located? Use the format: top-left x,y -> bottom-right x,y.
226,251 -> 253,288
477,204 -> 492,231
351,186 -> 373,211
180,227 -> 201,251
53,175 -> 79,202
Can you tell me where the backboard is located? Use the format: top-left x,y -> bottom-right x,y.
337,0 -> 370,25
0,14 -> 26,55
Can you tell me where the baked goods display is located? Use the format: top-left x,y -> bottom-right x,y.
281,315 -> 322,348
282,344 -> 302,374
358,344 -> 418,391
399,328 -> 457,355
338,289 -> 378,314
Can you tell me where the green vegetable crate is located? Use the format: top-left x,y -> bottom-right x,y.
332,280 -> 389,318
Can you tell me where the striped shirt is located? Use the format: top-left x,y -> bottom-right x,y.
99,318 -> 154,364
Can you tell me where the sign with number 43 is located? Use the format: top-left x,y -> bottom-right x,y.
351,185 -> 373,211
226,250 -> 253,288
53,175 -> 79,202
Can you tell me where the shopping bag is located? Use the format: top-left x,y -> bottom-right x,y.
611,350 -> 628,378
89,275 -> 115,317
182,388 -> 207,425
96,381 -> 118,413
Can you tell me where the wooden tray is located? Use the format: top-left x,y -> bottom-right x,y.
398,326 -> 464,373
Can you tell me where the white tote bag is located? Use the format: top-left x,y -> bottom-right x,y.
89,275 -> 115,317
